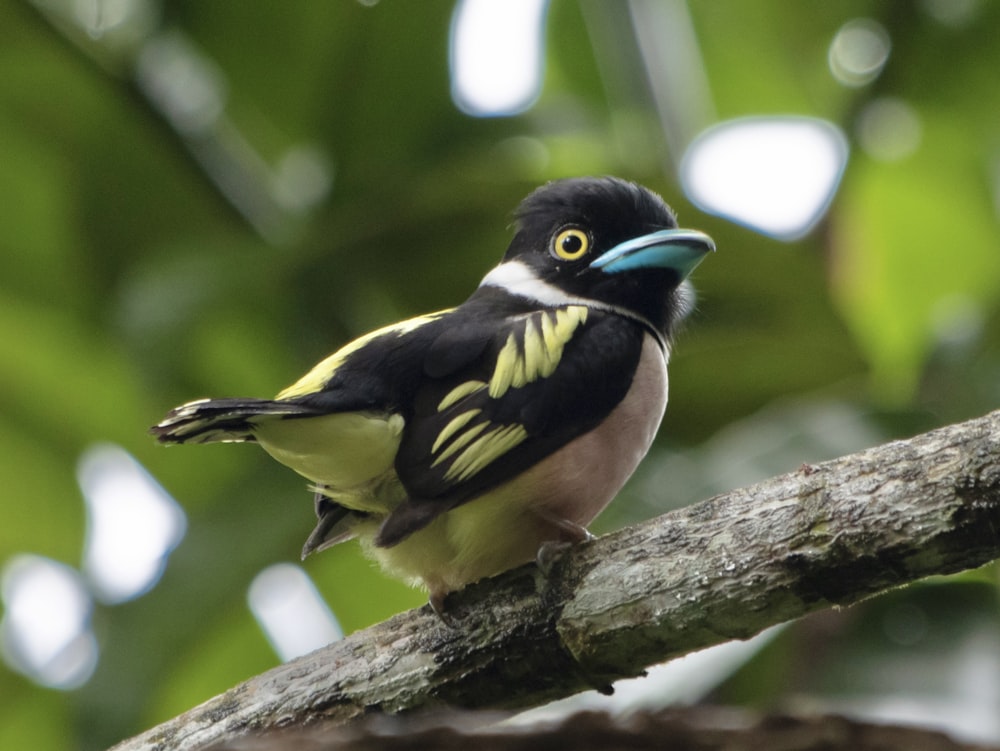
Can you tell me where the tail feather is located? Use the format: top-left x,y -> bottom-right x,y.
151,397 -> 315,445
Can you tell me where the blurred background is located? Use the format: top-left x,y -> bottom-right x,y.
1,0 -> 999,748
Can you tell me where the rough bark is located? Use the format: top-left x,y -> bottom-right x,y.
200,708 -> 996,751
111,410 -> 1000,751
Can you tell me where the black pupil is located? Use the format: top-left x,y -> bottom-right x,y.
562,234 -> 583,254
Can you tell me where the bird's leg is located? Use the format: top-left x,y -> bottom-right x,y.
534,513 -> 595,577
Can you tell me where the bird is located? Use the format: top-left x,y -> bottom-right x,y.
151,176 -> 714,613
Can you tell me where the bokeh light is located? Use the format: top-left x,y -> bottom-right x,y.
1,555 -> 98,690
248,563 -> 343,662
681,116 -> 848,241
450,0 -> 549,116
78,444 -> 187,604
856,97 -> 923,162
828,18 -> 891,87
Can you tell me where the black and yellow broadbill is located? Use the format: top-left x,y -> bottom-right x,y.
152,177 -> 714,611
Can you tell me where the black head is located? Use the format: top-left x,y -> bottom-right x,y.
491,177 -> 714,339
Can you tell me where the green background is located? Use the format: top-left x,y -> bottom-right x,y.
2,1 -> 999,748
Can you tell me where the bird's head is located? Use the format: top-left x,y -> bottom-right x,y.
482,177 -> 715,341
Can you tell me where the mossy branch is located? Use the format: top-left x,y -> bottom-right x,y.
111,410 -> 1000,751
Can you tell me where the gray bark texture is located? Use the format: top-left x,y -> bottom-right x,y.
111,409 -> 1000,751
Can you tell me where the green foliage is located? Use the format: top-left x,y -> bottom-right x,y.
1,1 -> 999,748
833,127 -> 1000,401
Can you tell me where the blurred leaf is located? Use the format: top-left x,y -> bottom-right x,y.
0,419 -> 83,561
2,1 -> 1000,747
0,690 -> 71,751
831,114 -> 1000,401
0,121 -> 81,305
0,296 -> 148,448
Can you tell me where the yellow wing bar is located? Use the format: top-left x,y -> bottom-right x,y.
277,310 -> 453,400
488,305 -> 588,399
426,305 -> 590,486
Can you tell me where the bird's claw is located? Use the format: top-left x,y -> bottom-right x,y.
428,590 -> 458,628
536,540 -> 574,577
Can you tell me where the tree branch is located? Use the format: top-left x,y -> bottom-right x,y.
111,410 -> 1000,751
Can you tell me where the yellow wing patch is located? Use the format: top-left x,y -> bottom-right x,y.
440,424 -> 528,483
277,310 -> 452,400
437,380 -> 487,412
432,409 -> 482,454
488,305 -> 588,398
432,421 -> 488,465
425,305 -> 588,486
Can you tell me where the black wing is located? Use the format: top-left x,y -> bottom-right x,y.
380,304 -> 648,545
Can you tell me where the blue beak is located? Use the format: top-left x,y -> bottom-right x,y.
590,228 -> 715,279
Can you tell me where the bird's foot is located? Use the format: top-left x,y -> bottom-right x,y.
535,525 -> 594,577
428,589 -> 458,628
533,512 -> 595,576
536,540 -> 573,578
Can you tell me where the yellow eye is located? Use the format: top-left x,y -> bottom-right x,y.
552,228 -> 590,260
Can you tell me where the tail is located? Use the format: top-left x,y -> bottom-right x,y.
151,397 -> 316,445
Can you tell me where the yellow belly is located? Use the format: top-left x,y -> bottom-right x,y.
363,478 -> 564,596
